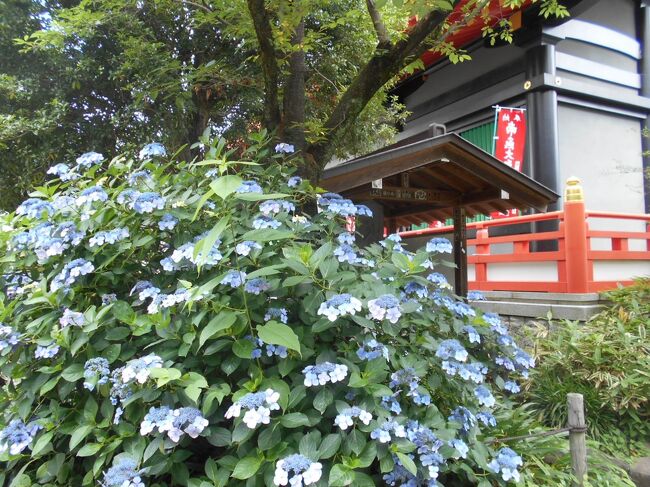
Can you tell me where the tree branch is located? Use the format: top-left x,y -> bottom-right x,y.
246,0 -> 281,131
365,0 -> 391,47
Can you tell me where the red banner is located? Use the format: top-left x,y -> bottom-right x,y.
491,107 -> 526,219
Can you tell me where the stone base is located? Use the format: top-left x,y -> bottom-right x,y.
471,291 -> 609,322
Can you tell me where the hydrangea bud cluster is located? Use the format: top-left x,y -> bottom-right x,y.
51,258 -> 94,291
140,406 -> 208,442
302,362 -> 348,387
0,324 -> 20,351
388,368 -> 431,405
60,308 -> 85,327
102,458 -> 145,487
244,277 -> 271,295
356,339 -> 388,361
225,389 -> 280,429
259,200 -> 295,215
367,294 -> 402,323
34,343 -> 60,359
139,142 -> 167,159
0,419 -> 41,455
16,198 -> 55,219
426,237 -> 453,253
488,447 -> 523,482
237,181 -> 263,194
316,293 -> 362,321
333,406 -> 372,430
89,227 -> 130,248
252,215 -> 282,229
236,240 -> 262,256
158,213 -> 178,231
273,454 -> 322,486
83,357 -> 110,391
264,307 -> 288,323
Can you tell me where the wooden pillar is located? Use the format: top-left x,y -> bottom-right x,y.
564,177 -> 589,293
567,393 -> 587,486
453,206 -> 468,297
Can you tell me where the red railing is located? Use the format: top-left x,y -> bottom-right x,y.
400,201 -> 650,293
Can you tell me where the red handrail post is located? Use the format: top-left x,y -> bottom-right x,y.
564,178 -> 589,293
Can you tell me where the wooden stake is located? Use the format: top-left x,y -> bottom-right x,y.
567,393 -> 587,486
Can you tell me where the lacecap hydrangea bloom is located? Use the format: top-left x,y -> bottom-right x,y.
139,406 -> 208,442
225,389 -> 280,429
488,447 -> 524,482
0,419 -> 41,455
367,294 -> 402,323
426,237 -> 453,253
334,406 -> 372,430
139,142 -> 167,159
102,458 -> 145,487
274,454 -> 322,486
317,293 -> 362,321
303,362 -> 348,386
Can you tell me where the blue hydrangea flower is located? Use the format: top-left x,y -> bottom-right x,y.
317,293 -> 362,321
380,233 -> 403,250
0,419 -> 41,455
464,325 -> 481,344
318,193 -> 358,217
427,272 -> 449,287
252,215 -> 281,229
259,200 -> 295,215
333,243 -> 359,264
139,142 -> 167,159
83,357 -> 110,391
445,300 -> 476,318
51,258 -> 94,291
355,204 -> 373,217
2,273 -> 33,299
89,227 -> 129,248
101,292 -> 115,303
102,458 -> 145,487
35,343 -> 60,359
483,312 -> 508,335
474,385 -> 496,407
52,195 -> 76,213
303,362 -> 348,386
237,181 -> 263,194
140,406 -> 208,442
495,356 -> 516,371
334,406 -> 372,430
274,454 -> 323,486
264,307 -> 288,324
488,447 -> 523,482
274,142 -> 295,154
388,368 -> 431,405
76,151 -> 104,169
0,324 -> 20,351
221,271 -> 247,288
403,281 -> 428,299
117,188 -> 140,206
16,198 -> 54,219
356,339 -> 388,361
370,420 -> 406,444
504,380 -> 520,393
128,170 -> 154,186
47,163 -> 79,181
436,339 -> 468,362
477,410 -> 497,427
225,389 -> 281,429
163,233 -> 222,271
381,395 -> 402,415
244,277 -> 270,295
467,290 -> 485,301
406,422 -> 445,479
367,294 -> 401,323
236,240 -> 262,256
449,406 -> 476,433
426,237 -> 453,253
76,186 -> 108,206
287,176 -> 302,187
60,308 -> 84,328
146,289 -> 191,314
130,280 -> 160,303
132,192 -> 165,213
448,438 -> 469,459
158,213 -> 178,231
337,232 -> 355,245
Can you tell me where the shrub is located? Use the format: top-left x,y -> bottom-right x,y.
524,279 -> 650,442
1,133 -> 535,486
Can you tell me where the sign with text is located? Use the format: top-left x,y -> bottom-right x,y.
491,106 -> 526,219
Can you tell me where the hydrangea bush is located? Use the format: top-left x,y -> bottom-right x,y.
0,134 -> 532,486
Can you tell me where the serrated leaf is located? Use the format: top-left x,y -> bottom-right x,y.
313,388 -> 333,414
280,412 -> 309,428
69,424 -> 93,450
77,443 -> 103,457
329,464 -> 354,486
210,175 -> 243,200
231,456 -> 262,480
257,321 -> 300,354
318,434 -> 341,459
396,452 -> 417,476
199,311 -> 237,348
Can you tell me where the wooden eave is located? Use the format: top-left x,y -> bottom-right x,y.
320,133 -> 559,227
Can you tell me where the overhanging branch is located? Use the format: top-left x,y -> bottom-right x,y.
365,0 -> 391,47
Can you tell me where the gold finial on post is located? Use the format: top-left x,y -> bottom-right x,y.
565,176 -> 584,202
